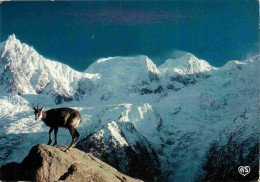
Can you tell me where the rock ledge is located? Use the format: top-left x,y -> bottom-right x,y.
0,144 -> 142,182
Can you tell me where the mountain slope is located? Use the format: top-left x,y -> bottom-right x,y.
155,55 -> 259,181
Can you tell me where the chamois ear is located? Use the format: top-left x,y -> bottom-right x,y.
40,106 -> 45,111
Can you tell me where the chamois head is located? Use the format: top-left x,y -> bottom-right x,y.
32,104 -> 44,121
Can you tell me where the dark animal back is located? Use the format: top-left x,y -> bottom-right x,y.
45,107 -> 81,127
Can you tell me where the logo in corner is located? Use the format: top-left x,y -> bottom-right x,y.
238,166 -> 250,176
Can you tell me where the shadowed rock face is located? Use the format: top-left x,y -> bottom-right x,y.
0,144 -> 142,182
76,121 -> 161,182
77,137 -> 161,182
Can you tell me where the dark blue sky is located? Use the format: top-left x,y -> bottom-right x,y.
0,1 -> 259,71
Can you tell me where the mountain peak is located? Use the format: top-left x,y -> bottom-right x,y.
86,55 -> 159,76
1,34 -> 24,56
159,53 -> 216,75
0,35 -> 98,100
4,34 -> 21,47
7,34 -> 17,42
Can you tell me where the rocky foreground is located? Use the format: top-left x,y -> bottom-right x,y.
0,144 -> 142,182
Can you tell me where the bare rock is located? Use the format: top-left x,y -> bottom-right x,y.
0,144 -> 142,182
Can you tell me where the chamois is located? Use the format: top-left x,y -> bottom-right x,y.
33,104 -> 81,150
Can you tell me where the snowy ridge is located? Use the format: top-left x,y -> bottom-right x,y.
0,34 -> 99,102
158,53 -> 216,75
83,55 -> 162,103
86,56 -> 159,87
158,53 -> 217,91
0,35 -> 259,181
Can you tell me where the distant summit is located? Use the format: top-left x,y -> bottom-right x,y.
159,53 -> 216,75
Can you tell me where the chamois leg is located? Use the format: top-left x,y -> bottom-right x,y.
47,127 -> 54,145
68,127 -> 77,149
53,127 -> 58,147
75,129 -> 80,142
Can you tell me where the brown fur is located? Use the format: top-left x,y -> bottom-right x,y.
33,105 -> 81,149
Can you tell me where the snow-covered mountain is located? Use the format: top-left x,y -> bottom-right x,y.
158,53 -> 217,91
159,53 -> 216,75
0,35 -> 258,181
0,35 -> 99,104
84,55 -> 162,102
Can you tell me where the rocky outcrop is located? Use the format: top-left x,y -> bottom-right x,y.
0,144 -> 142,182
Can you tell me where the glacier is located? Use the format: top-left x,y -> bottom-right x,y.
0,34 -> 259,181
